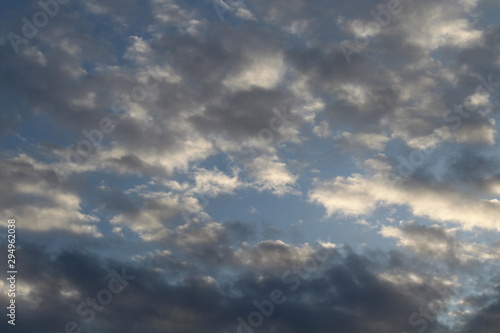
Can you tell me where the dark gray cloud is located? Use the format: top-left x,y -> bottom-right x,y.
0,241 -> 455,333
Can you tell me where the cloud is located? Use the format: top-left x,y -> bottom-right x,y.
0,241 -> 455,333
335,131 -> 390,151
0,154 -> 100,235
0,0 -> 499,331
309,172 -> 500,230
247,155 -> 299,195
379,224 -> 500,265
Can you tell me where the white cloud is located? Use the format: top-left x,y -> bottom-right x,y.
309,172 -> 500,231
401,2 -> 483,50
236,7 -> 257,21
189,167 -> 243,197
247,155 -> 299,195
224,53 -> 285,90
0,155 -> 101,236
313,120 -> 330,138
380,224 -> 500,264
336,131 -> 390,151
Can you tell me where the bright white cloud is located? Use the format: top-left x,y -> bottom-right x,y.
309,172 -> 500,231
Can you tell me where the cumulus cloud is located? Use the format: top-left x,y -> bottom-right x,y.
379,224 -> 500,265
1,0 -> 499,331
309,172 -> 500,230
0,155 -> 100,235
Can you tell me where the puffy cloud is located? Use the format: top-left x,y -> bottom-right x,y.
379,224 -> 500,265
335,131 -> 390,151
0,0 -> 499,331
309,172 -> 500,230
0,155 -> 100,235
1,241 -> 454,333
247,155 -> 299,195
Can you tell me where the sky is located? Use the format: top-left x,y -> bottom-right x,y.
0,0 -> 500,332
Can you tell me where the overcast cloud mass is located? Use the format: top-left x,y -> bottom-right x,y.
1,0 -> 500,332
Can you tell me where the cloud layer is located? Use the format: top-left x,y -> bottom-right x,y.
1,0 -> 500,332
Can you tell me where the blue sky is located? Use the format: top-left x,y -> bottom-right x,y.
1,0 -> 500,332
